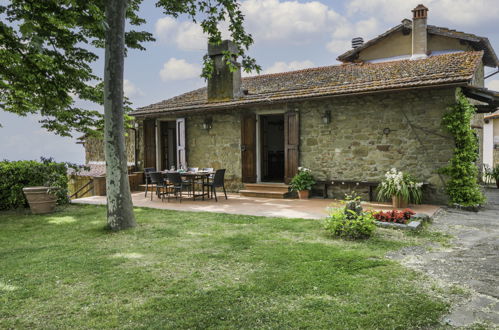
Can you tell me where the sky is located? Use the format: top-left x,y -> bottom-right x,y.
1,0 -> 499,164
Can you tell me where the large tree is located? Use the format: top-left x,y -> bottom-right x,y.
1,0 -> 259,230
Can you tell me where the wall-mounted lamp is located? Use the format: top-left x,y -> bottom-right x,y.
134,121 -> 139,129
322,110 -> 331,124
202,117 -> 213,130
382,127 -> 397,136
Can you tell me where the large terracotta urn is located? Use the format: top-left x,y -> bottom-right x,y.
23,186 -> 57,214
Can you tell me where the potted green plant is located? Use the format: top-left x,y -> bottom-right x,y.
484,165 -> 499,188
290,167 -> 316,199
377,168 -> 423,208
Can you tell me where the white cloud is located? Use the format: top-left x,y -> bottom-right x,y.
262,60 -> 315,74
241,0 -> 342,43
327,17 -> 379,57
155,17 -> 207,51
173,21 -> 207,51
487,79 -> 499,91
123,79 -> 144,98
159,58 -> 200,81
326,39 -> 352,55
155,17 -> 177,42
346,0 -> 499,27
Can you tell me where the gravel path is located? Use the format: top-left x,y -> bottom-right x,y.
389,188 -> 499,328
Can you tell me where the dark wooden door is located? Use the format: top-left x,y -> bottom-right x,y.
241,114 -> 257,183
176,118 -> 187,170
284,111 -> 299,184
143,119 -> 156,169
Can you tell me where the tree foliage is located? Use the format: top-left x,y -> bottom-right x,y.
0,0 -> 153,136
440,89 -> 485,207
1,0 -> 260,137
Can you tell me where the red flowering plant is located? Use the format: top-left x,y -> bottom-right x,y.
372,209 -> 416,224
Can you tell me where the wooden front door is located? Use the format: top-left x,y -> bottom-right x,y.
143,119 -> 156,169
284,111 -> 299,184
241,114 -> 257,183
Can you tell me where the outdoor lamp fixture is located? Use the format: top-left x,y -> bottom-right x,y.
202,117 -> 213,130
322,110 -> 331,124
383,127 -> 392,136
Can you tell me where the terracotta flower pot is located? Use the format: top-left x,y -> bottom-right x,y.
298,190 -> 310,199
392,195 -> 408,209
23,186 -> 57,214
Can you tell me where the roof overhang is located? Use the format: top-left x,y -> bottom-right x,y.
462,86 -> 499,113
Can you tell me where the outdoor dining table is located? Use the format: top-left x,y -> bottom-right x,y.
162,171 -> 214,201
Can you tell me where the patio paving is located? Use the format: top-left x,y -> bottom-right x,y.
72,192 -> 440,219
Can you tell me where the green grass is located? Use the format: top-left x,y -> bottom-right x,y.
0,205 -> 449,329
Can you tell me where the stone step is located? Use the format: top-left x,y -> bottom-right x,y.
244,183 -> 290,193
239,189 -> 288,199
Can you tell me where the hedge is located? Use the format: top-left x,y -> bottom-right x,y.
0,158 -> 70,210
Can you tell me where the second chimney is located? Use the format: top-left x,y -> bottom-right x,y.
207,40 -> 242,101
411,4 -> 429,60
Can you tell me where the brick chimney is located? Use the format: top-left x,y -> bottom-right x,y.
411,4 -> 429,60
207,40 -> 242,101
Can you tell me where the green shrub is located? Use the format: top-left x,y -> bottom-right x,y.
0,158 -> 71,210
324,208 -> 376,240
325,193 -> 377,240
440,90 -> 485,207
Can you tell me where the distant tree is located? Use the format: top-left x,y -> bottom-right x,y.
1,0 -> 259,230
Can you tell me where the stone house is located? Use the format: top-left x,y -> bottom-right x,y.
127,4 -> 499,203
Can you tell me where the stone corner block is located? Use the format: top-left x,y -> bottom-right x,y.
407,221 -> 422,230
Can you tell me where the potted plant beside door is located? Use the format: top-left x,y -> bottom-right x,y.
377,168 -> 423,208
290,167 -> 316,199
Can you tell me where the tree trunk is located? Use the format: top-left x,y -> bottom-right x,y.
103,0 -> 136,230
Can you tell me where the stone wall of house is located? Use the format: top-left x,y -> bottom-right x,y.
84,130 -> 136,164
135,87 -> 464,203
186,111 -> 243,191
298,88 -> 457,204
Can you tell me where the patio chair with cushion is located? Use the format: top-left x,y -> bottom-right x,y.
144,167 -> 156,197
203,169 -> 227,202
148,172 -> 169,201
166,172 -> 191,203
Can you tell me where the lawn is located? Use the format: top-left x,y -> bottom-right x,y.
0,205 -> 450,329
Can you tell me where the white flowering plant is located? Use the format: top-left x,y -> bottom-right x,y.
376,168 -> 423,204
290,167 -> 316,191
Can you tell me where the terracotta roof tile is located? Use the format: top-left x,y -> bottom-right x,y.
132,51 -> 483,116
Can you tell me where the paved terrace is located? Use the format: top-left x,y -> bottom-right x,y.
72,192 -> 440,219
